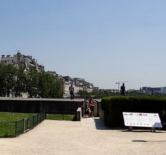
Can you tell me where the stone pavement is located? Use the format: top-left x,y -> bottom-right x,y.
0,118 -> 166,155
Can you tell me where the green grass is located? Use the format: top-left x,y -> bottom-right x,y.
0,113 -> 74,137
0,112 -> 35,122
0,112 -> 35,137
46,114 -> 74,121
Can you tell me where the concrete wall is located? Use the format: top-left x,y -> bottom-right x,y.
0,98 -> 84,114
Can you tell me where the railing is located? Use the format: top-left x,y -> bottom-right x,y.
0,113 -> 46,137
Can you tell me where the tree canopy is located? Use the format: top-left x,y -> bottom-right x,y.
0,63 -> 64,98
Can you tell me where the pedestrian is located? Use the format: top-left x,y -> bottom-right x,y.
88,97 -> 96,117
69,84 -> 74,99
84,101 -> 91,117
120,83 -> 126,96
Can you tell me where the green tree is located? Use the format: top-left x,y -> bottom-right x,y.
0,63 -> 64,98
39,72 -> 64,98
0,63 -> 17,97
26,69 -> 40,97
14,68 -> 27,97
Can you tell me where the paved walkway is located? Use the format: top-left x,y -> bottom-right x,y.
0,118 -> 166,155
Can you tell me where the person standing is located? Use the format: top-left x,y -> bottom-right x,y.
69,84 -> 74,99
120,83 -> 126,96
83,100 -> 90,117
88,97 -> 96,117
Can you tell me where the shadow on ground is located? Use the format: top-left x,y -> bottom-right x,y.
93,118 -> 166,133
94,117 -> 109,130
122,129 -> 166,133
93,117 -> 126,130
132,139 -> 166,143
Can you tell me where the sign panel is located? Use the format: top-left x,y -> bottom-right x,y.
123,112 -> 162,128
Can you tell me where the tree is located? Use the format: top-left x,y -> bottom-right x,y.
0,63 -> 17,97
14,67 -> 27,97
0,63 -> 64,98
38,72 -> 64,98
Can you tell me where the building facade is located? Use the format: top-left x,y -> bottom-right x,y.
141,87 -> 166,95
63,76 -> 94,98
0,52 -> 44,72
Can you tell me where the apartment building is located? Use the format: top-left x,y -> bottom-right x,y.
63,76 -> 94,98
141,87 -> 166,95
0,52 -> 44,72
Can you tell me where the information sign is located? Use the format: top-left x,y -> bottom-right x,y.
123,112 -> 162,128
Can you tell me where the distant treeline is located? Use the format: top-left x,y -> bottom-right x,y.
78,89 -> 144,99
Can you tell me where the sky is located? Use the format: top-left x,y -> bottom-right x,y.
0,0 -> 166,89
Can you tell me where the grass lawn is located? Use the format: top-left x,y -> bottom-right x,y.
46,114 -> 74,121
0,112 -> 35,137
0,112 -> 35,122
0,113 -> 74,137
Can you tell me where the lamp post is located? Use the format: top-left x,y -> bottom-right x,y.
115,82 -> 121,92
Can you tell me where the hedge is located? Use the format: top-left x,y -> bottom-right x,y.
101,96 -> 166,128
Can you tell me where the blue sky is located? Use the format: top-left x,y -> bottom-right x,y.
0,0 -> 166,89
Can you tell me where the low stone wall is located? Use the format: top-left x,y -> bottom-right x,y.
0,98 -> 84,114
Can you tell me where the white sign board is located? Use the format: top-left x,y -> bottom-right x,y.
123,112 -> 162,128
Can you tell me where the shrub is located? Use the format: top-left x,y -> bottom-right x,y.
101,96 -> 166,128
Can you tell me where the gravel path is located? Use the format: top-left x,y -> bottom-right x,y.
0,118 -> 166,155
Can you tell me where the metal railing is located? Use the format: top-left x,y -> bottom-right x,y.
0,113 -> 46,137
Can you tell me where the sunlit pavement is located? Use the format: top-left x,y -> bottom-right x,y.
0,118 -> 166,155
